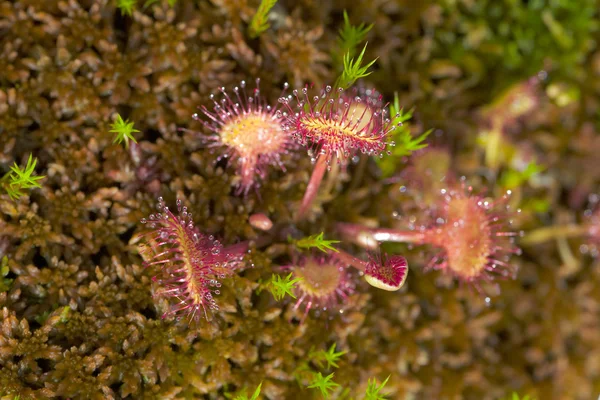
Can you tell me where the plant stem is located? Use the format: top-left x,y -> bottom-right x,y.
321,154 -> 339,199
521,224 -> 589,245
336,222 -> 426,249
332,248 -> 368,272
296,155 -> 328,222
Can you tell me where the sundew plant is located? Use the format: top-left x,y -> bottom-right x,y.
1,1 -> 599,399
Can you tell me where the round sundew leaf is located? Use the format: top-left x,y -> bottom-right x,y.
288,255 -> 355,318
423,188 -> 520,283
364,254 -> 408,291
195,80 -> 292,194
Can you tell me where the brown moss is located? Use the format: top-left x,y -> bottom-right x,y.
48,346 -> 114,399
263,12 -> 331,88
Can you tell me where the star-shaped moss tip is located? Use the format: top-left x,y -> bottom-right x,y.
110,114 -> 140,148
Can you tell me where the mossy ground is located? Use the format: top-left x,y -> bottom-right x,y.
1,0 -> 600,399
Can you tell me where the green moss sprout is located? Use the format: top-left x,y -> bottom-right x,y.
292,232 -> 340,253
268,273 -> 302,301
333,11 -> 373,70
375,93 -> 432,177
229,382 -> 262,400
364,376 -> 390,400
332,10 -> 377,88
336,43 -> 378,89
116,0 -> 176,16
110,114 -> 139,148
1,154 -> 44,200
309,343 -> 346,370
307,372 -> 340,399
248,0 -> 278,38
116,0 -> 137,16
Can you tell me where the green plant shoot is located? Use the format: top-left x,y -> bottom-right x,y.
268,273 -> 301,301
1,154 -> 45,200
116,0 -> 137,16
310,343 -> 347,369
336,43 -> 378,89
333,10 -> 373,71
292,232 -> 340,253
307,372 -> 340,399
110,114 -> 140,148
376,92 -> 432,177
248,0 -> 277,38
231,382 -> 262,400
338,11 -> 373,58
365,375 -> 390,400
